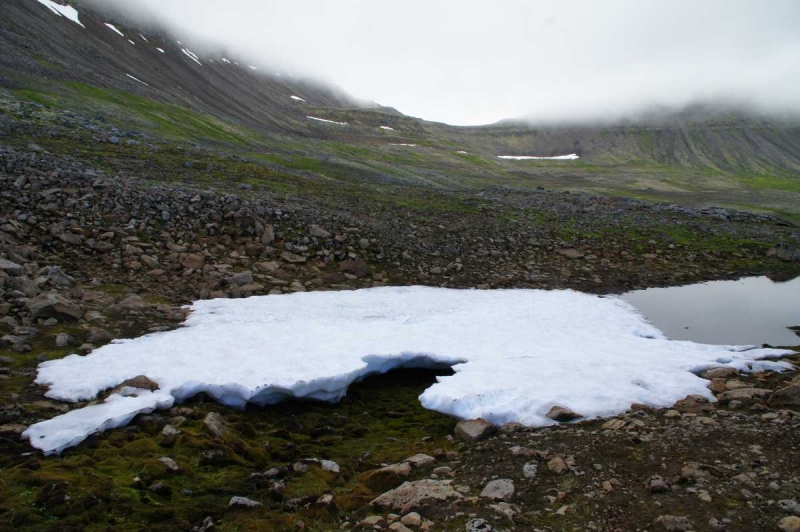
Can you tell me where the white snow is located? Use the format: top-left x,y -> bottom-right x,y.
290,95 -> 306,102
23,286 -> 793,455
125,74 -> 149,86
181,48 -> 202,66
127,39 -> 135,46
498,154 -> 580,160
24,389 -> 174,456
36,0 -> 85,28
306,116 -> 348,126
390,143 -> 419,147
221,57 -> 231,64
380,126 -> 395,130
104,23 -> 124,37
139,33 -> 148,42
248,65 -> 258,70
156,47 -> 165,54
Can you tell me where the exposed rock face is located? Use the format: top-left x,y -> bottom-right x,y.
370,479 -> 462,514
454,419 -> 497,443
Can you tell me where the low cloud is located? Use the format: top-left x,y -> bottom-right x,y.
79,0 -> 800,125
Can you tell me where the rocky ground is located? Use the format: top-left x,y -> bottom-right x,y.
0,99 -> 799,531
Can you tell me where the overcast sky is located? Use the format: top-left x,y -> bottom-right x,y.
95,0 -> 800,125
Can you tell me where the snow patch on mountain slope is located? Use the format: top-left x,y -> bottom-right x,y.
498,154 -> 580,160
104,23 -> 124,37
36,0 -> 85,28
181,48 -> 202,66
307,116 -> 348,126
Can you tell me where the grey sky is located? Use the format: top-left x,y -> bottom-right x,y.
93,0 -> 800,125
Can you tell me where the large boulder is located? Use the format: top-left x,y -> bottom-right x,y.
27,293 -> 82,321
454,418 -> 497,443
370,479 -> 462,514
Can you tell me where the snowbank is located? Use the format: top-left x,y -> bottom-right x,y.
498,154 -> 580,160
24,286 -> 792,455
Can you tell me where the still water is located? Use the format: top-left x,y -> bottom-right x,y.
621,276 -> 800,346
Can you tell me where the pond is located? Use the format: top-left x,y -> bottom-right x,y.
621,276 -> 800,346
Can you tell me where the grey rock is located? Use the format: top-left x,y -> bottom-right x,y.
0,258 -> 23,276
466,518 -> 493,532
27,293 -> 82,321
480,479 -> 514,501
228,496 -> 262,509
545,405 -> 583,422
454,418 -> 497,443
204,412 -> 230,439
371,479 -> 462,514
655,515 -> 693,531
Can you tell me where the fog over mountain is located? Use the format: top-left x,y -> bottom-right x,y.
68,0 -> 800,125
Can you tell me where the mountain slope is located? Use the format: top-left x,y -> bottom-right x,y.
1,0 -> 799,217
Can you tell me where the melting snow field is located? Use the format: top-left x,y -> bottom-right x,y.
24,286 -> 793,455
499,154 -> 580,160
36,0 -> 85,27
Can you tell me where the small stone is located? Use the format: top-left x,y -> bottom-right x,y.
159,456 -> 180,472
466,518 -> 493,532
601,418 -> 626,430
779,517 -> 800,532
522,462 -> 538,479
649,475 -> 671,494
401,512 -> 422,527
404,453 -> 436,470
229,496 -> 262,509
546,405 -> 583,422
454,418 -> 497,442
203,412 -> 230,439
480,479 -> 514,501
655,514 -> 693,531
547,456 -> 569,475
778,499 -> 800,516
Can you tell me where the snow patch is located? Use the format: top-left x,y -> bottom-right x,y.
380,126 -> 395,130
221,57 -> 231,64
127,39 -> 135,46
104,23 -> 124,37
248,65 -> 257,70
24,390 -> 174,456
181,48 -> 202,66
125,73 -> 149,86
139,33 -> 149,42
23,286 -> 792,455
290,95 -> 306,102
156,47 -> 165,54
306,116 -> 348,126
498,154 -> 580,160
456,150 -> 468,154
390,143 -> 419,147
36,0 -> 85,28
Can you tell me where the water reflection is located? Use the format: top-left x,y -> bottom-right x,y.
620,276 -> 800,346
